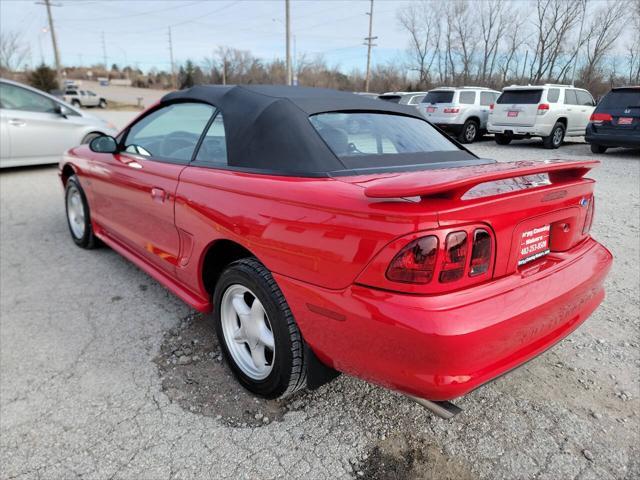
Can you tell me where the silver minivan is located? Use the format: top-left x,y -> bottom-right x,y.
419,87 -> 501,143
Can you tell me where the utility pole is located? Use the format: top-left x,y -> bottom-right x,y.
285,0 -> 292,86
363,0 -> 377,93
101,31 -> 107,70
168,27 -> 176,89
38,0 -> 63,89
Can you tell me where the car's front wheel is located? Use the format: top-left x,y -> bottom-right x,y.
542,122 -> 565,149
65,175 -> 97,249
71,99 -> 81,108
459,119 -> 479,144
213,258 -> 307,399
590,144 -> 608,154
99,99 -> 107,109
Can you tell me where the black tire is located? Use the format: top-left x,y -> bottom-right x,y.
458,119 -> 479,144
71,99 -> 81,108
65,175 -> 98,249
213,258 -> 307,399
590,143 -> 608,154
99,99 -> 107,109
495,133 -> 512,145
542,122 -> 565,149
81,132 -> 101,144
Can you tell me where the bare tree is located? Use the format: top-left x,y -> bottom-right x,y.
397,1 -> 440,88
626,0 -> 640,83
528,0 -> 584,82
449,0 -> 478,84
578,0 -> 626,88
477,0 -> 506,84
0,30 -> 30,73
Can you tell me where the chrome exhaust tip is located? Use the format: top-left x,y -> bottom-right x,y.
404,394 -> 462,419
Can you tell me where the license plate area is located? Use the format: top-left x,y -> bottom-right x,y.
508,110 -> 519,117
518,224 -> 550,266
617,117 -> 633,125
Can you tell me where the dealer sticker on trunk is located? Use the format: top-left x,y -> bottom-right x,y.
518,224 -> 551,266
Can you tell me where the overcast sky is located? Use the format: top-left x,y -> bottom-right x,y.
1,0 -> 417,72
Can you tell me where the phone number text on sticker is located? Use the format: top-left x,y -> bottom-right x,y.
518,224 -> 551,266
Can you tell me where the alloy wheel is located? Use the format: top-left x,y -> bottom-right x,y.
465,123 -> 477,142
66,186 -> 86,239
220,284 -> 275,380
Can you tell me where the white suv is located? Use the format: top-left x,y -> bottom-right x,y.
488,84 -> 596,149
419,87 -> 501,143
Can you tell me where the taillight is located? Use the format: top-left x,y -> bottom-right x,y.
386,235 -> 438,284
537,103 -> 549,115
582,197 -> 595,234
439,231 -> 467,283
357,225 -> 495,293
469,229 -> 492,276
443,107 -> 460,114
590,113 -> 612,124
489,103 -> 494,111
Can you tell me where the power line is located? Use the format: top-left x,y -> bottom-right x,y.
364,0 -> 376,93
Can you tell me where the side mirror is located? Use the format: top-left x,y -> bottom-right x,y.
55,104 -> 73,118
89,135 -> 118,154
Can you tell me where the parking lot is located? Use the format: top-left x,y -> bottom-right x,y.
1,140 -> 638,479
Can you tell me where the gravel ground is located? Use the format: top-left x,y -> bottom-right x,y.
1,138 -> 638,479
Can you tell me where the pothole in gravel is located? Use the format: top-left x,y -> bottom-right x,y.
355,434 -> 474,480
155,313 -> 303,427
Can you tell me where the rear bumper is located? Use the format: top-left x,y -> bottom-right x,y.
276,238 -> 612,401
488,122 -> 553,137
585,126 -> 640,148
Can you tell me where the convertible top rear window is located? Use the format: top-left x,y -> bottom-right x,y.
310,112 -> 473,169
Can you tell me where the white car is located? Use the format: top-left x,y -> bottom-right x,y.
64,88 -> 107,109
488,84 -> 596,149
419,87 -> 501,143
0,78 -> 118,168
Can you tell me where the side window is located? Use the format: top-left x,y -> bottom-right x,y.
480,92 -> 493,106
563,89 -> 578,105
408,94 -> 425,105
547,88 -> 560,103
0,83 -> 57,113
194,112 -> 228,166
124,102 -> 215,162
576,90 -> 595,106
459,91 -> 476,104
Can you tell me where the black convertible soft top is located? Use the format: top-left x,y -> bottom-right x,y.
161,85 -> 480,176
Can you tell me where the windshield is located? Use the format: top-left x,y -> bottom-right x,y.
309,112 -> 472,169
497,90 -> 543,104
597,89 -> 640,110
422,91 -> 455,104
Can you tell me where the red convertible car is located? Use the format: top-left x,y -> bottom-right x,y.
60,85 -> 612,418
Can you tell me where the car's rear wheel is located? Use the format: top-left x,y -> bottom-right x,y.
590,144 -> 608,154
65,175 -> 97,249
542,123 -> 565,149
495,133 -> 512,145
459,119 -> 479,144
213,258 -> 307,399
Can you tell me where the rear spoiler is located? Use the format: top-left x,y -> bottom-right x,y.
363,160 -> 600,200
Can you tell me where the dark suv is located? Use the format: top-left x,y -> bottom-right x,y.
585,87 -> 640,153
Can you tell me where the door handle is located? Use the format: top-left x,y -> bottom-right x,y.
8,119 -> 26,127
151,187 -> 167,203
